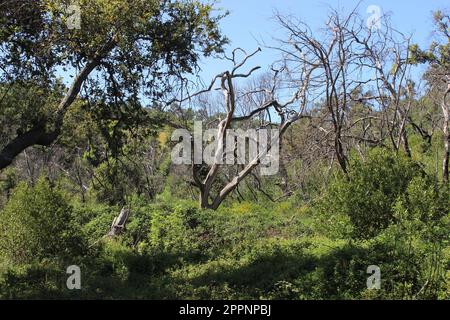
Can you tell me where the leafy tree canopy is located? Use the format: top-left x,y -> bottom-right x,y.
0,0 -> 227,169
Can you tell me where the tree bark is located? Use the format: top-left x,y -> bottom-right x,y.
442,83 -> 450,184
0,125 -> 59,169
0,40 -> 115,171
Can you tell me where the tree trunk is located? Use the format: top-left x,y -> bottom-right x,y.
199,190 -> 211,209
335,132 -> 347,173
442,85 -> 450,184
0,125 -> 59,170
278,134 -> 289,193
0,40 -> 114,171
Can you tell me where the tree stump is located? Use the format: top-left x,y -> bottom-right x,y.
108,206 -> 131,237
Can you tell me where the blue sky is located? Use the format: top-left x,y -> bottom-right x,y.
197,0 -> 449,81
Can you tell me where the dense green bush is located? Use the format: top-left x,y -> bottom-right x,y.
386,177 -> 449,299
0,178 -> 85,265
316,148 -> 422,239
0,261 -> 68,299
312,156 -> 449,299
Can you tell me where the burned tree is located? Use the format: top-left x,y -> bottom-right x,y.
172,48 -> 315,209
348,12 -> 415,157
273,9 -> 364,173
273,7 -> 419,173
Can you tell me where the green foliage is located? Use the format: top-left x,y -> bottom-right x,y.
89,159 -> 130,204
74,201 -> 117,244
140,201 -> 199,256
0,167 -> 18,202
0,183 -> 448,299
0,261 -> 68,299
409,10 -> 450,69
0,0 -> 228,172
316,148 -> 422,239
0,178 -> 85,265
1,0 -> 227,83
388,177 -> 449,298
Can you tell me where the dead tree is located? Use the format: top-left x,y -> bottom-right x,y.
174,48 -> 315,209
274,7 -> 421,172
348,14 -> 414,157
273,9 -> 367,173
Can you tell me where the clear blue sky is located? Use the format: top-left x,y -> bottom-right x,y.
198,0 -> 449,81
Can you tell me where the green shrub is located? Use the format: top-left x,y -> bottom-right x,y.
0,178 -> 84,265
75,202 -> 118,245
316,148 -> 422,239
386,177 -> 450,299
138,200 -> 201,260
0,261 -> 68,299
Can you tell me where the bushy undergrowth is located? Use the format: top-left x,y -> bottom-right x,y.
0,149 -> 448,299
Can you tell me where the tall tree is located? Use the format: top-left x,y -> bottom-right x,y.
409,10 -> 450,183
173,48 -> 315,209
0,0 -> 227,170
